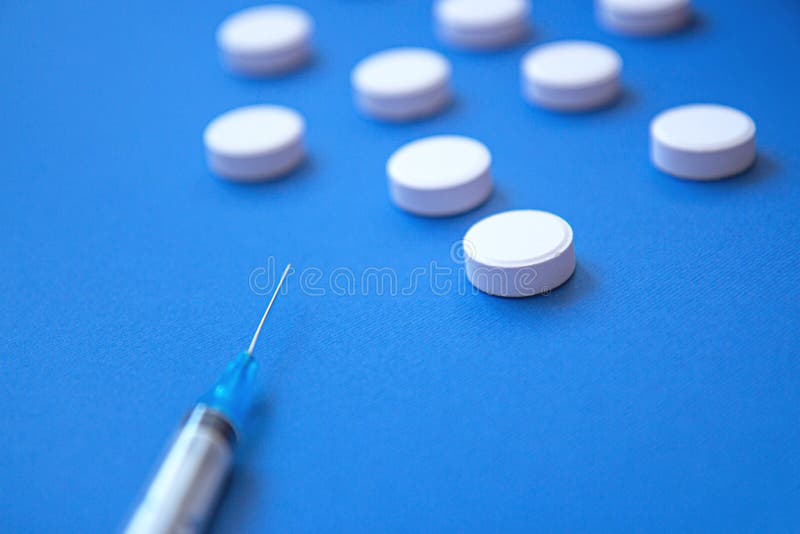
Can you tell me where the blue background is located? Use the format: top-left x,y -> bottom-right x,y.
1,0 -> 799,532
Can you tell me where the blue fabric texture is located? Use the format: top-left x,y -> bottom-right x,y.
1,0 -> 798,531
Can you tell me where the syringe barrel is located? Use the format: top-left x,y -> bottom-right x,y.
123,405 -> 236,534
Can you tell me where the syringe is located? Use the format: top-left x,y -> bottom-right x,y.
124,264 -> 291,534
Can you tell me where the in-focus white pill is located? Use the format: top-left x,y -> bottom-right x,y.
650,104 -> 756,180
463,210 -> 575,298
351,48 -> 452,121
521,41 -> 622,112
387,135 -> 492,217
217,5 -> 313,76
597,0 -> 691,36
434,0 -> 530,50
204,105 -> 305,182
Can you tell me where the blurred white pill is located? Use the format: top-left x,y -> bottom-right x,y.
597,0 -> 691,36
217,5 -> 313,76
204,105 -> 305,182
434,0 -> 531,50
387,135 -> 492,217
521,40 -> 622,112
351,48 -> 452,121
650,104 -> 756,180
463,210 -> 576,297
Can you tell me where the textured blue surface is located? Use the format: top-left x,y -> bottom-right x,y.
1,1 -> 799,532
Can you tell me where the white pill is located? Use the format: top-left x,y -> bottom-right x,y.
204,105 -> 305,182
217,5 -> 313,76
463,210 -> 575,298
650,104 -> 756,181
597,0 -> 691,36
521,41 -> 622,112
351,48 -> 452,122
434,0 -> 530,50
387,135 -> 492,217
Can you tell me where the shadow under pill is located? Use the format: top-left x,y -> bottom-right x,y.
532,263 -> 597,307
574,88 -> 639,118
215,156 -> 317,195
374,96 -> 463,128
446,33 -> 534,58
477,263 -> 598,309
229,54 -> 319,87
525,88 -> 638,124
654,153 -> 780,196
623,11 -> 709,42
718,153 -> 781,187
609,88 -> 638,114
666,12 -> 710,39
455,189 -> 512,222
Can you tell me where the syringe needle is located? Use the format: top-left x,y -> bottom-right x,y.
127,264 -> 292,533
246,263 -> 291,357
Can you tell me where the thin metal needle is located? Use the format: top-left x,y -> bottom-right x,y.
246,263 -> 291,357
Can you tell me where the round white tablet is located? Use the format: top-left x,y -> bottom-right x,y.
216,5 -> 313,76
463,210 -> 575,298
203,105 -> 305,182
387,135 -> 492,217
351,48 -> 452,121
434,0 -> 531,50
597,0 -> 691,36
650,104 -> 756,180
521,41 -> 622,112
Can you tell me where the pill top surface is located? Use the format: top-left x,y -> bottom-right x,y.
600,0 -> 689,16
387,136 -> 491,190
435,0 -> 530,29
204,105 -> 305,157
352,48 -> 451,97
217,5 -> 312,56
522,41 -> 621,88
464,210 -> 573,268
651,104 -> 755,152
